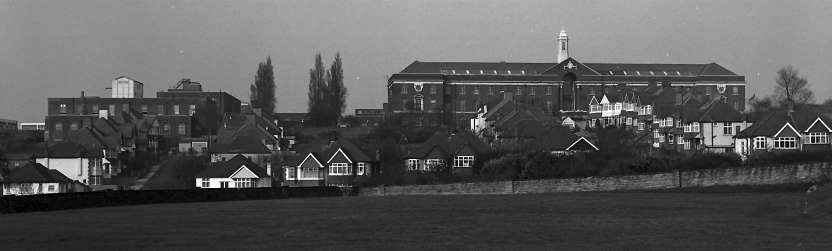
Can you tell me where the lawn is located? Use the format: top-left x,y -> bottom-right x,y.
1,190 -> 830,250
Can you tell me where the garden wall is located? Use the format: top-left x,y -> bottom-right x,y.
359,162 -> 832,196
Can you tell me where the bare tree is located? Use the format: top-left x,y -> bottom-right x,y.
774,65 -> 814,108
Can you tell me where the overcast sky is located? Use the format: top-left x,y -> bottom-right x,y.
1,0 -> 831,122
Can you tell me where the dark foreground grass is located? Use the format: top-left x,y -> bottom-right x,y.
1,191 -> 831,250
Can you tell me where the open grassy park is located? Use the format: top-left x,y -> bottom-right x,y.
1,188 -> 831,250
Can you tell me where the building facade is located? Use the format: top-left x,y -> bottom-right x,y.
387,30 -> 746,129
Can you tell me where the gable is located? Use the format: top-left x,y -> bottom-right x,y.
230,165 -> 260,179
566,137 -> 599,151
805,117 -> 832,133
327,148 -> 353,164
588,96 -> 599,105
543,58 -> 601,75
600,95 -> 610,104
299,153 -> 324,168
774,123 -> 801,138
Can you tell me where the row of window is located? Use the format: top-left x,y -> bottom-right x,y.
401,85 -> 555,96
398,85 -> 742,96
284,163 -> 368,180
58,103 -> 197,116
54,122 -> 187,136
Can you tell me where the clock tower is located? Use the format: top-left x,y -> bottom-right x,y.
557,28 -> 569,63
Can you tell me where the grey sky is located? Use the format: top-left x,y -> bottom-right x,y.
1,0 -> 831,122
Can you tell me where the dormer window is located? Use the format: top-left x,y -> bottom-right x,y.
465,70 -> 470,74
480,70 -> 484,74
451,70 -> 456,74
521,70 -> 526,75
507,70 -> 512,75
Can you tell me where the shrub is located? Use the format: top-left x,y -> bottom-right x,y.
479,154 -> 525,181
745,151 -> 832,166
678,152 -> 742,171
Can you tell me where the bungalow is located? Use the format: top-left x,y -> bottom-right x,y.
323,139 -> 377,187
734,109 -> 832,158
209,136 -> 272,168
531,125 -> 598,155
35,142 -> 105,185
403,130 -> 492,176
281,151 -> 326,187
2,162 -> 77,195
194,154 -> 272,188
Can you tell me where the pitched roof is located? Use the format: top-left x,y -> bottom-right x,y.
393,60 -> 739,78
3,162 -> 72,183
40,142 -> 102,158
398,61 -> 554,75
324,139 -> 376,163
194,154 -> 270,178
209,136 -> 271,154
407,130 -> 492,159
736,108 -> 831,138
695,100 -> 744,122
531,125 -> 583,151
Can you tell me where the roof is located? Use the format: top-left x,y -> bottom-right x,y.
194,154 -> 270,178
531,125 -> 583,151
398,61 -> 554,75
736,108 -> 832,138
3,162 -> 72,183
323,139 -> 376,163
209,136 -> 271,154
406,130 -> 492,159
39,142 -> 102,158
695,100 -> 744,122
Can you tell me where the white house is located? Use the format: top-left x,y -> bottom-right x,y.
735,109 -> 832,158
2,163 -> 75,195
282,152 -> 326,187
35,142 -> 104,185
195,154 -> 272,188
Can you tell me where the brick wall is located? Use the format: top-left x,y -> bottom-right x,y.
358,162 -> 832,196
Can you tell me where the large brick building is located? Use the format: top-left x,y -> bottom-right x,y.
45,77 -> 240,152
387,30 -> 746,128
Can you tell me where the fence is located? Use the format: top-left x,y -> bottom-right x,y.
0,186 -> 342,214
359,162 -> 832,196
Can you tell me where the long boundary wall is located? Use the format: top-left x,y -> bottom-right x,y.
359,163 -> 832,196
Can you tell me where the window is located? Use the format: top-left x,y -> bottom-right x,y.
430,86 -> 437,95
516,87 -> 522,95
108,104 -> 115,116
546,87 -> 553,95
329,163 -> 351,175
678,136 -> 684,145
173,105 -> 180,115
189,104 -> 196,116
488,87 -> 494,95
732,87 -> 739,95
90,175 -> 102,185
300,167 -> 320,179
667,117 -> 674,127
141,105 -> 148,113
407,159 -> 419,171
47,184 -> 56,192
163,124 -> 171,135
286,167 -> 297,179
458,86 -> 465,95
529,87 -> 535,96
401,85 -> 408,94
357,162 -> 366,175
774,137 -> 797,149
233,178 -> 254,188
705,87 -> 712,95
453,156 -> 474,168
201,178 -> 210,188
177,124 -> 187,135
458,100 -> 465,111
414,95 -> 424,111
59,104 -> 68,113
473,88 -> 479,95
805,132 -> 827,144
220,182 -> 229,188
693,123 -> 700,132
723,122 -> 734,135
684,140 -> 691,150
425,159 -> 442,171
69,123 -> 79,131
546,101 -> 553,112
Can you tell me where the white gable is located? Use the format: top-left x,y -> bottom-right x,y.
300,153 -> 324,168
805,117 -> 832,132
774,122 -> 801,138
230,165 -> 260,179
600,94 -> 610,104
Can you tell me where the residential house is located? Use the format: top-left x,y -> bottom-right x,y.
194,154 -> 272,188
735,108 -> 832,158
2,153 -> 35,170
322,139 -> 377,187
403,130 -> 492,176
281,148 -> 327,187
2,162 -> 85,195
35,142 -> 105,185
588,92 -> 640,129
681,100 -> 752,152
209,136 -> 273,168
531,125 -> 598,155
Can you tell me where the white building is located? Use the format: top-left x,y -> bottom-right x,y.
35,142 -> 105,185
2,163 -> 74,195
110,76 -> 144,98
195,154 -> 272,188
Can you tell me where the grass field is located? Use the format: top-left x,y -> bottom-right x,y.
1,190 -> 831,250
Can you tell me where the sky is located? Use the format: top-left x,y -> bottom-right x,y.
1,0 -> 831,123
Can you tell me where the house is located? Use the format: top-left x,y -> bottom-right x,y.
531,125 -> 598,155
194,154 -> 272,188
281,150 -> 326,187
588,92 -> 640,129
1,162 -> 82,195
681,100 -> 752,152
2,153 -> 35,170
35,142 -> 105,185
209,136 -> 272,168
734,108 -> 832,158
403,130 -> 492,176
322,139 -> 377,187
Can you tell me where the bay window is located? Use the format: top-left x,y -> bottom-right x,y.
407,159 -> 420,171
754,137 -> 767,149
453,156 -> 474,168
329,163 -> 351,175
773,137 -> 797,149
233,178 -> 254,188
805,132 -> 827,144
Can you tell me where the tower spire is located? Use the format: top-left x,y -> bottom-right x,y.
557,28 -> 569,63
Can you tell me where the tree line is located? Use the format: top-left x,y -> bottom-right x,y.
248,53 -> 348,127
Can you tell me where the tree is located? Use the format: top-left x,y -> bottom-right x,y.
308,54 -> 328,126
327,53 -> 348,125
250,57 -> 276,114
747,94 -> 775,121
774,65 -> 814,108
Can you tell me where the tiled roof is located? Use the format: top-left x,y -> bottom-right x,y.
323,139 -> 376,163
399,61 -> 554,75
531,125 -> 583,151
194,154 -> 270,178
393,60 -> 739,78
695,100 -> 744,122
407,130 -> 492,159
583,63 -> 738,76
40,142 -> 101,158
209,136 -> 271,154
736,108 -> 832,138
2,162 -> 71,183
